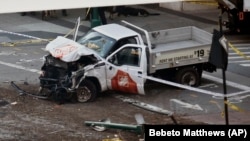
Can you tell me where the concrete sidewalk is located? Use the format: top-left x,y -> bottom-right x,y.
0,8 -> 89,43
0,5 -> 220,44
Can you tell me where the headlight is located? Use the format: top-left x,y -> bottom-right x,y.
39,71 -> 45,77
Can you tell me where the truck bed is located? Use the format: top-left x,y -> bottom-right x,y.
120,21 -> 213,73
147,26 -> 213,73
149,26 -> 212,52
152,40 -> 203,52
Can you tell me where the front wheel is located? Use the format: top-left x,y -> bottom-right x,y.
76,79 -> 98,103
175,67 -> 200,87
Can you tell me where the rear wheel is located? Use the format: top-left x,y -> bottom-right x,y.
175,67 -> 200,87
76,79 -> 97,103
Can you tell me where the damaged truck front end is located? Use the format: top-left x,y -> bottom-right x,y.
38,36 -> 103,103
38,20 -> 119,103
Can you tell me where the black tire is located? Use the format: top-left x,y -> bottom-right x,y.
175,67 -> 200,87
53,88 -> 68,104
76,79 -> 97,103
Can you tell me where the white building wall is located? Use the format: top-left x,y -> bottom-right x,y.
160,1 -> 217,11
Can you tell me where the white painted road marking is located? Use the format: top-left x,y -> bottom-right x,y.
229,60 -> 250,63
0,51 -> 15,55
0,60 -> 40,74
240,64 -> 250,67
202,74 -> 250,91
170,99 -> 203,111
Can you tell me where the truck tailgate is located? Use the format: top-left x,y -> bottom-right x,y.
148,26 -> 212,71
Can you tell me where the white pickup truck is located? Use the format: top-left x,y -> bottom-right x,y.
39,20 -> 216,103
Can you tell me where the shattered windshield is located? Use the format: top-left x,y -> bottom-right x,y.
77,30 -> 116,58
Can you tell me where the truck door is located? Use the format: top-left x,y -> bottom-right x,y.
106,44 -> 146,94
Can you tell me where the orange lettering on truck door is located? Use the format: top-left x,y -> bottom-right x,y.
111,70 -> 138,94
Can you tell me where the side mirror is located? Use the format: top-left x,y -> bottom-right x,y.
108,55 -> 115,63
108,55 -> 121,66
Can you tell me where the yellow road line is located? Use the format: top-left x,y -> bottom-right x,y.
229,42 -> 250,60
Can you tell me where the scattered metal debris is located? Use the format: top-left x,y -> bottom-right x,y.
85,114 -> 145,134
135,113 -> 145,125
114,95 -> 173,116
114,95 -> 178,124
10,102 -> 17,105
85,120 -> 143,134
91,118 -> 111,132
10,81 -> 49,99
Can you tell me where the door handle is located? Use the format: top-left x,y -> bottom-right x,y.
109,66 -> 113,70
138,71 -> 142,77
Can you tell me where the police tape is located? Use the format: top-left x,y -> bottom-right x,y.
209,100 -> 243,117
63,28 -> 76,38
0,29 -> 49,41
225,100 -> 245,112
106,61 -> 247,113
98,52 -> 250,101
0,39 -> 52,47
0,29 -> 50,47
0,25 -> 76,47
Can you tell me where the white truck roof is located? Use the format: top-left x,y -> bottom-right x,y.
93,23 -> 139,40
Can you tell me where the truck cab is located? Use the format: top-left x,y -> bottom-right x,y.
75,24 -> 148,94
77,23 -> 144,58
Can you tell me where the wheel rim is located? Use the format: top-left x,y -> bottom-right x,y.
181,72 -> 196,86
76,86 -> 92,102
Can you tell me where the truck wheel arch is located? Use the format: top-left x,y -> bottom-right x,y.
175,66 -> 200,87
76,78 -> 100,102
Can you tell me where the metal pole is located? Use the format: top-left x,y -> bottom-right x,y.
219,15 -> 229,125
84,121 -> 143,134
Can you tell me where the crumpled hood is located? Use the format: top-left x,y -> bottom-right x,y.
45,36 -> 97,62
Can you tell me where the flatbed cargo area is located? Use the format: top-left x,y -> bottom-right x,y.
149,26 -> 212,53
152,40 -> 203,52
141,26 -> 214,73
